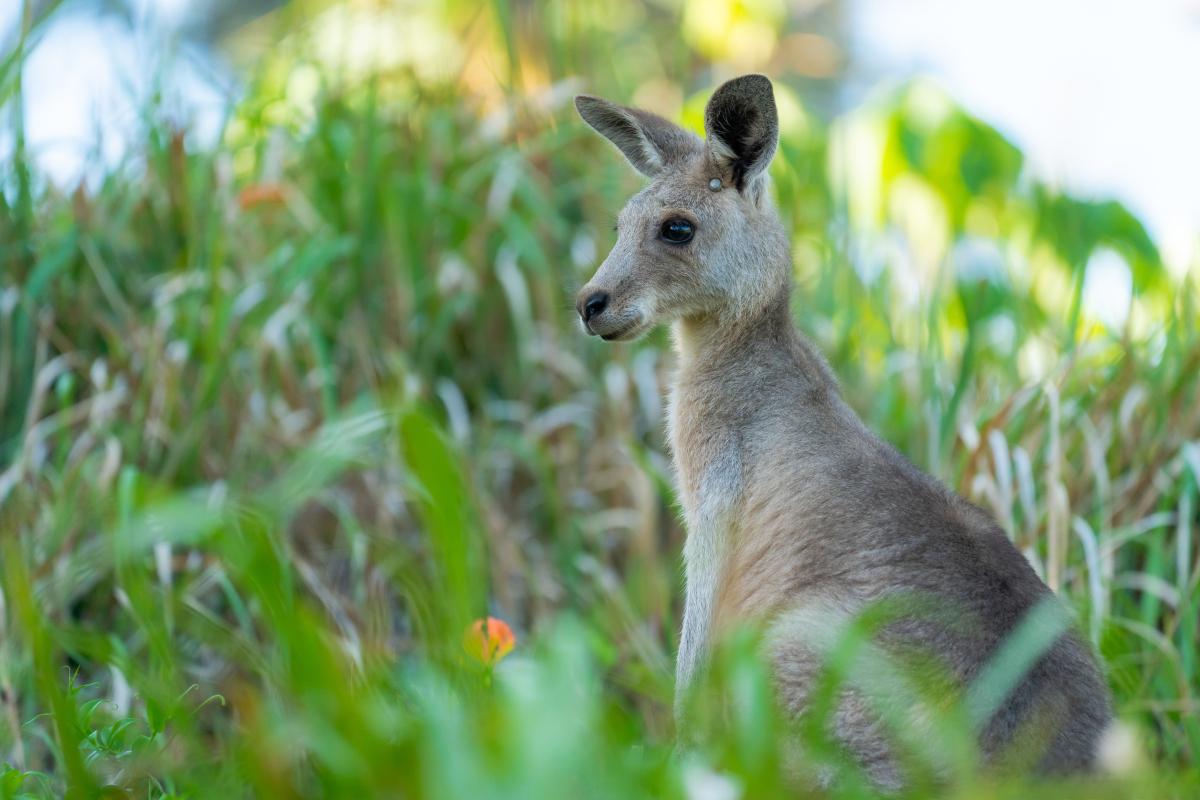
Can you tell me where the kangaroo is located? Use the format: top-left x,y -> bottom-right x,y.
573,75 -> 1111,788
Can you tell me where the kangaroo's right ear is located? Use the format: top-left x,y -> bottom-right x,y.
575,95 -> 697,178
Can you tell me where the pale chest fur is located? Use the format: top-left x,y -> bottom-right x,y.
667,380 -> 745,718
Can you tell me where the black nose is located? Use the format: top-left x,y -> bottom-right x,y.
581,291 -> 609,322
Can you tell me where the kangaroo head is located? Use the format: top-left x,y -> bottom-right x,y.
575,74 -> 789,341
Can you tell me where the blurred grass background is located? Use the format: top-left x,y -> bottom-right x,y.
1,0 -> 1199,797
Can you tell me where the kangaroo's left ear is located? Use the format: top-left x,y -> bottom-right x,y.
703,74 -> 779,198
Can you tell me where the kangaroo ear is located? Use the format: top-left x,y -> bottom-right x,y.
575,95 -> 698,178
704,74 -> 779,195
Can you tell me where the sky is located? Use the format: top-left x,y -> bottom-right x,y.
3,0 -> 1198,273
852,0 -> 1200,273
0,0 -> 227,187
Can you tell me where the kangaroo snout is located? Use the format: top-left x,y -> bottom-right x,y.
575,283 -> 644,340
579,290 -> 609,324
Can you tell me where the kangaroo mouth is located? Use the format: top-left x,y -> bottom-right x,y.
584,319 -> 632,340
598,321 -> 648,342
583,309 -> 649,342
584,320 -> 637,341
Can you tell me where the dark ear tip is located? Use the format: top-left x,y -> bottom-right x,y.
718,73 -> 774,98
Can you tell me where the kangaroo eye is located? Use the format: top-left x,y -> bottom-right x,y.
660,218 -> 695,244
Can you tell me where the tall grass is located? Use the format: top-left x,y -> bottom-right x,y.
1,1 -> 1198,797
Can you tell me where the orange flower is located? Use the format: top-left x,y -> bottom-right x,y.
463,616 -> 515,666
237,183 -> 287,210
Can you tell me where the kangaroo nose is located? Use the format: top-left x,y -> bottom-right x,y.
581,291 -> 609,322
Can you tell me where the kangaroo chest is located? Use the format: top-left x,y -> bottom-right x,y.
667,384 -> 747,713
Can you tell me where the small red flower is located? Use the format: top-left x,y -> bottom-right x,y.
463,616 -> 515,666
238,183 -> 287,210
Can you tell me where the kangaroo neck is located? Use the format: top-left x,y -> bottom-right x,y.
671,286 -> 835,396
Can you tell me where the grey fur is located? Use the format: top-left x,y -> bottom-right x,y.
575,95 -> 702,178
574,74 -> 1112,788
